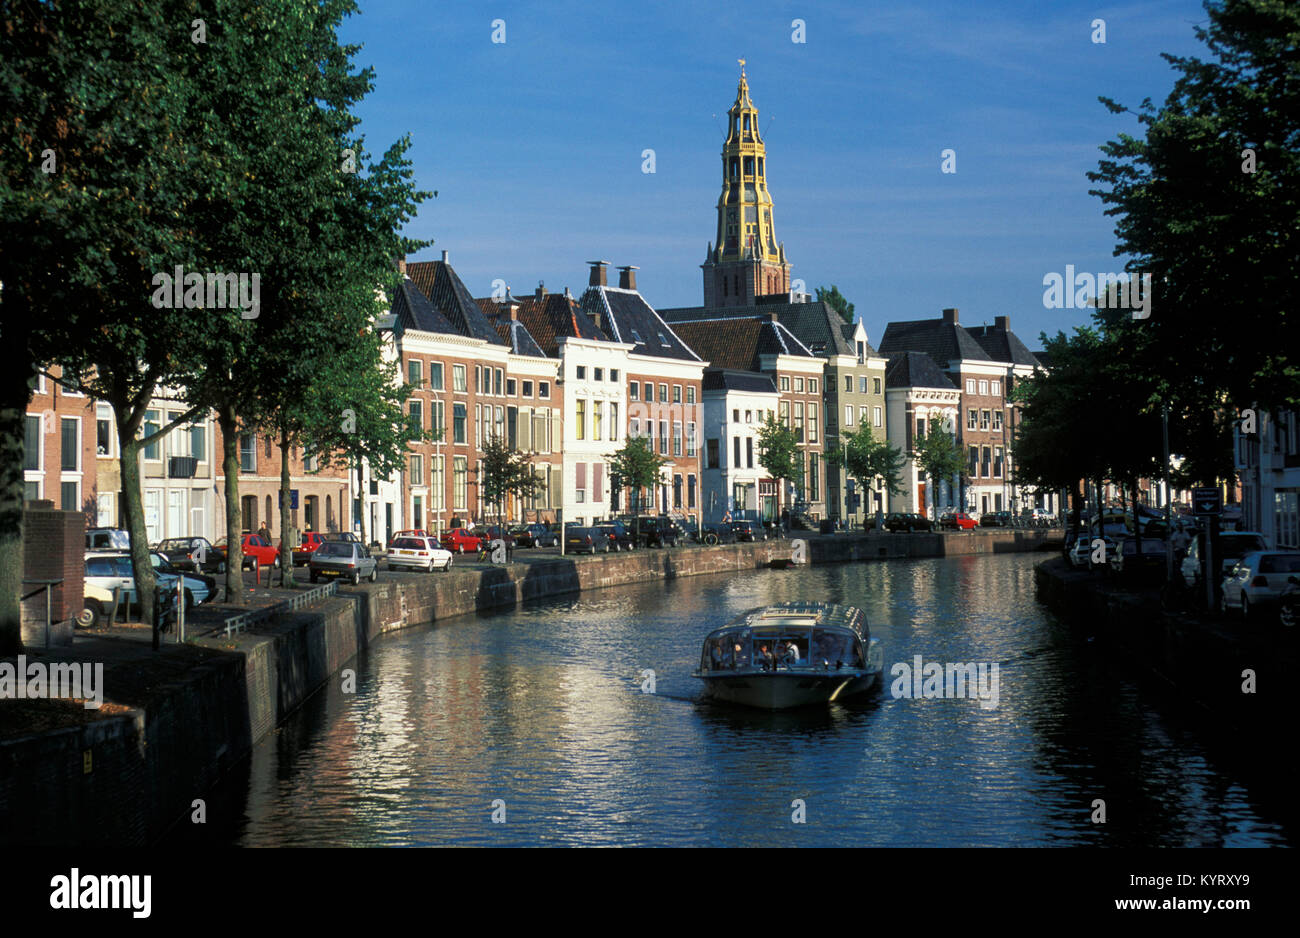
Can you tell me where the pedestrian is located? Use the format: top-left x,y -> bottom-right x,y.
257,522 -> 271,543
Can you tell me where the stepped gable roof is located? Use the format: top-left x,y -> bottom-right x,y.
660,300 -> 874,358
477,292 -> 607,359
405,259 -> 506,346
671,316 -> 814,373
885,351 -> 955,389
392,277 -> 456,335
702,368 -> 778,394
966,322 -> 1044,368
582,286 -> 702,362
878,316 -> 992,366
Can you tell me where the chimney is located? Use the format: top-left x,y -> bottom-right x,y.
396,256 -> 406,275
588,260 -> 609,287
564,286 -> 572,299
536,281 -> 547,299
769,311 -> 780,323
441,250 -> 449,264
994,315 -> 1009,331
504,289 -> 520,321
942,307 -> 959,324
618,265 -> 639,291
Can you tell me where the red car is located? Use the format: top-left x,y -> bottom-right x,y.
294,532 -> 330,565
216,533 -> 282,568
440,527 -> 487,554
940,511 -> 978,531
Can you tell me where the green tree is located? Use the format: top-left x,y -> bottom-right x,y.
756,414 -> 803,514
815,285 -> 855,325
829,424 -> 905,510
478,436 -> 543,524
913,420 -> 967,514
610,435 -> 668,537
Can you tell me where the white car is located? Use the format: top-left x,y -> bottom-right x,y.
1180,531 -> 1267,588
1068,534 -> 1119,568
1219,551 -> 1300,621
386,536 -> 454,572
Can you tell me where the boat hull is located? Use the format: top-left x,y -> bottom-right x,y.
699,668 -> 880,709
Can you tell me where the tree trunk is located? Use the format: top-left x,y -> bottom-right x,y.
0,354 -> 34,657
1130,475 -> 1142,562
279,424 -> 293,588
355,460 -> 367,547
117,422 -> 157,635
218,405 -> 244,604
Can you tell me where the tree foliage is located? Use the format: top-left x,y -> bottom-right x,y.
829,424 -> 905,496
478,436 -> 543,522
610,435 -> 668,515
815,285 -> 855,325
756,414 -> 803,504
913,420 -> 966,509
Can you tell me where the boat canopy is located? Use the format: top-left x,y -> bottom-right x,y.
702,602 -> 869,642
699,602 -> 869,673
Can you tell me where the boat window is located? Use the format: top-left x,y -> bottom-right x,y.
810,629 -> 863,669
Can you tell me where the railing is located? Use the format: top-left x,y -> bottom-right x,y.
222,580 -> 338,636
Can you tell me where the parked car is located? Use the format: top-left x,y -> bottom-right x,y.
1219,551 -> 1300,621
308,540 -> 378,584
440,527 -> 486,554
1068,535 -> 1120,568
294,532 -> 331,565
1119,533 -> 1169,572
594,521 -> 636,551
565,526 -> 611,554
1180,531 -> 1268,588
1279,573 -> 1300,629
980,511 -> 1013,528
512,523 -> 559,548
85,527 -> 131,551
1028,507 -> 1057,524
694,522 -> 737,545
84,551 -> 217,609
939,511 -> 978,531
325,531 -> 362,543
386,536 -> 454,572
214,533 -> 281,569
77,582 -> 118,629
476,525 -> 517,551
885,513 -> 932,533
155,536 -> 225,574
632,516 -> 681,548
728,519 -> 767,542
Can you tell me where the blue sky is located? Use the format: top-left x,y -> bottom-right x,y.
340,0 -> 1210,351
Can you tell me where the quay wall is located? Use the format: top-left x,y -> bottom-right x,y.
1,529 -> 1053,845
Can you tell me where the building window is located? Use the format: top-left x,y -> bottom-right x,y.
706,438 -> 719,468
61,481 -> 78,512
631,417 -> 640,438
24,415 -> 41,471
966,379 -> 976,394
844,375 -> 853,393
968,409 -> 978,430
60,418 -> 78,471
981,446 -> 991,477
780,400 -> 790,426
430,362 -> 444,390
144,410 -> 161,460
687,386 -> 696,405
746,436 -> 754,469
659,383 -> 668,403
810,378 -> 818,394
410,453 -> 423,486
673,384 -> 682,404
859,376 -> 868,393
475,365 -> 482,392
980,409 -> 990,430
409,399 -> 423,431
453,457 -> 468,510
96,405 -> 113,457
611,369 -> 619,382
643,382 -> 653,401
968,445 -> 978,477
611,403 -> 619,442
576,365 -> 586,380
688,474 -> 697,509
845,405 -> 854,427
507,378 -> 516,396
734,436 -> 741,467
993,447 -> 1004,478
873,377 -> 882,395
594,368 -> 603,382
494,405 -> 504,443
575,462 -> 586,503
809,405 -> 818,443
795,377 -> 804,393
1275,490 -> 1299,549
475,404 -> 482,446
239,434 -> 256,472
991,380 -> 1001,396
979,380 -> 989,396
873,406 -> 882,428
659,420 -> 668,455
780,376 -> 790,391
522,379 -> 533,397
687,421 -> 696,456
856,341 -> 865,364
539,381 -> 550,399
673,421 -> 682,456
810,453 -> 819,501
993,410 -> 1003,431
408,359 -> 422,387
453,364 -> 467,392
190,420 -> 206,463
794,403 -> 805,442
453,403 -> 467,444
494,369 -> 503,395
593,401 -> 603,441
629,383 -> 639,401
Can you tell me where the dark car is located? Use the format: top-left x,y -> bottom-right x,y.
980,511 -> 1014,528
155,536 -> 226,574
309,540 -> 378,585
728,519 -> 767,542
633,516 -> 680,548
885,513 -> 932,533
511,523 -> 558,548
476,525 -> 517,551
594,521 -> 635,551
693,522 -> 737,546
565,526 -> 611,554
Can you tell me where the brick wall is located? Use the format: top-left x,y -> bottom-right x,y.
21,506 -> 84,644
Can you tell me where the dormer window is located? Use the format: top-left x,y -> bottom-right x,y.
658,333 -> 668,345
631,329 -> 642,343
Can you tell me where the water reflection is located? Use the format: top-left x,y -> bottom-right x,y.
218,553 -> 1290,847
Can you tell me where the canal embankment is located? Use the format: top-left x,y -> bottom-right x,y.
1,528 -> 1057,845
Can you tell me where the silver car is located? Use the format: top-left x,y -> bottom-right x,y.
1220,551 -> 1300,621
1181,531 -> 1267,587
308,540 -> 378,585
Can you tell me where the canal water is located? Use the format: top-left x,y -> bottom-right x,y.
220,553 -> 1291,846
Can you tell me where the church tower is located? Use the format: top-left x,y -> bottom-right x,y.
702,61 -> 791,307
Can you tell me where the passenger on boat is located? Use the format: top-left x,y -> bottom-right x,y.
759,644 -> 777,671
710,642 -> 725,671
782,641 -> 801,664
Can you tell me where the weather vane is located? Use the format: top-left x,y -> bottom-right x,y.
738,58 -> 746,76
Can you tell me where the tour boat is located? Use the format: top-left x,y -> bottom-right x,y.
693,602 -> 884,709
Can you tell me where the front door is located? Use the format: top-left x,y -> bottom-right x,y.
917,482 -> 927,516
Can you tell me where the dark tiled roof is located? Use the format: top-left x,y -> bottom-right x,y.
660,301 -> 875,358
405,260 -> 506,346
702,368 -> 778,393
478,292 -> 607,359
885,351 -> 955,389
671,316 -> 815,372
493,319 -> 547,358
878,317 -> 992,366
392,278 -> 456,335
966,323 -> 1043,368
582,286 -> 702,362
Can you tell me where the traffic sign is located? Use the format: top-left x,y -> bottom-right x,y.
1191,487 -> 1222,516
